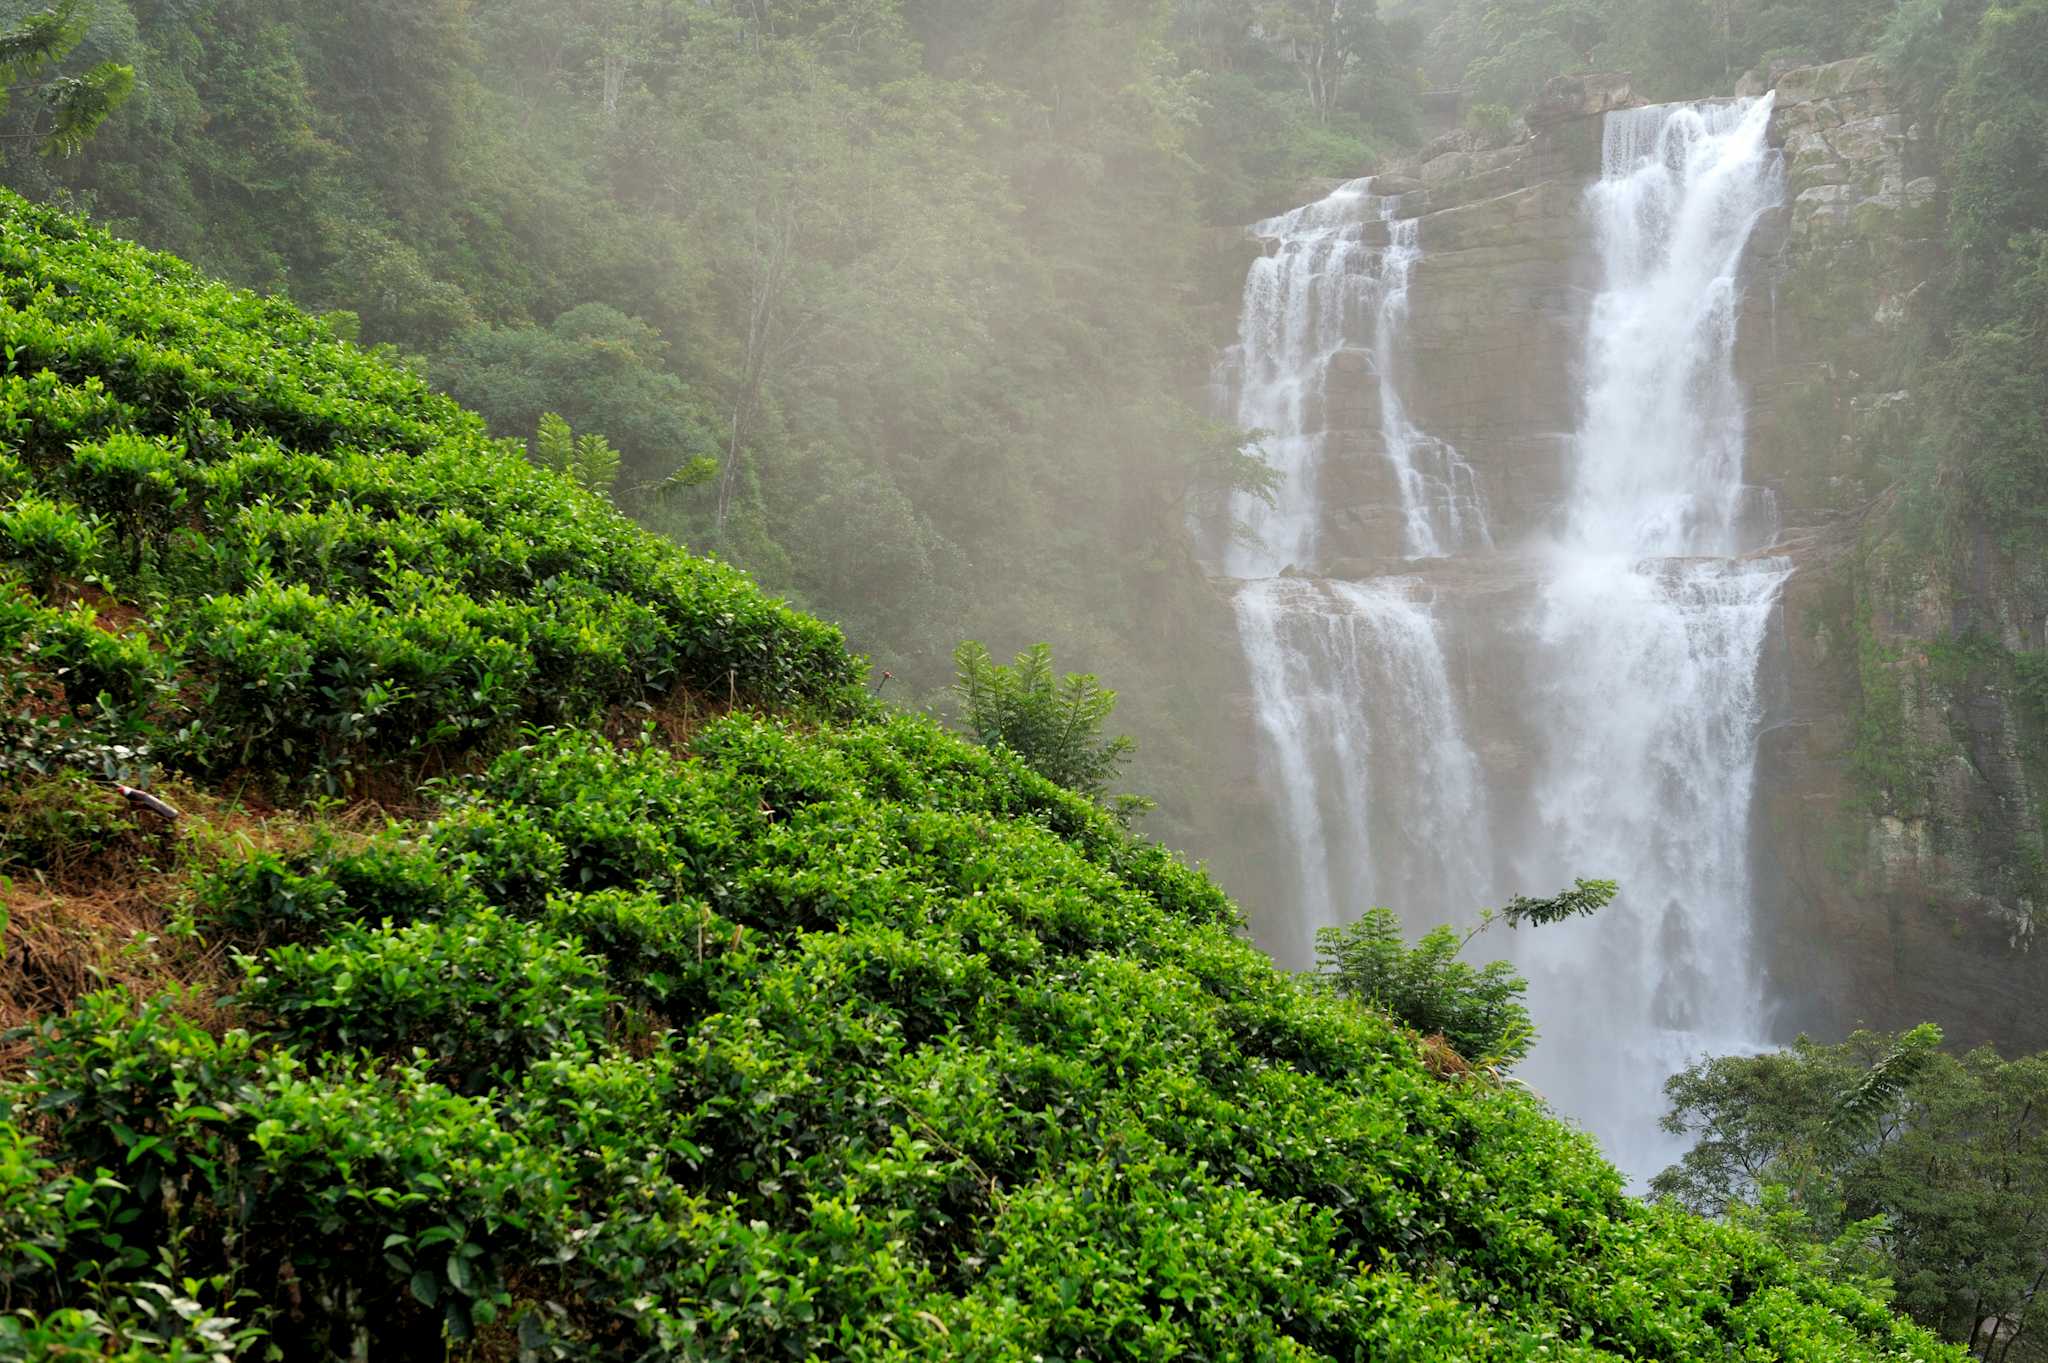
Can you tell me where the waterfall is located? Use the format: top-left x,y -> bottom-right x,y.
1233,577 -> 1490,951
1217,180 -> 1492,573
1218,177 -> 1495,964
1219,95 -> 1789,1182
1220,179 -> 1378,578
1509,94 -> 1788,1177
1378,215 -> 1492,560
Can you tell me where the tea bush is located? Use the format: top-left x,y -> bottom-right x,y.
0,495 -> 99,596
5,718 -> 1962,1359
0,189 -> 862,787
234,909 -> 615,1090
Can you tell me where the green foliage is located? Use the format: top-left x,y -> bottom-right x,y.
0,493 -> 97,594
440,308 -> 720,497
952,640 -> 1151,820
1656,1027 -> 2048,1351
0,766 -> 134,872
0,0 -> 1349,834
1463,100 -> 1518,145
1316,906 -> 1534,1066
1425,0 -> 1904,104
235,909 -> 616,1090
1500,875 -> 1617,927
1910,0 -> 2048,559
63,433 -> 188,569
0,191 -> 863,786
1314,881 -> 1615,1068
193,829 -> 479,941
1828,1022 -> 1943,1136
530,410 -> 573,480
0,0 -> 131,157
572,429 -> 620,499
1,719 -> 1957,1359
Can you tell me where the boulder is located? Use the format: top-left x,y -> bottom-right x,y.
1421,150 -> 1476,184
1773,54 -> 1884,104
1523,72 -> 1635,129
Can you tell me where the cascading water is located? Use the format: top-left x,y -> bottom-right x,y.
1219,179 -> 1377,579
1215,178 -> 1496,967
1233,577 -> 1490,951
1218,96 -> 1790,1182
1508,95 -> 1789,1177
1218,181 -> 1494,572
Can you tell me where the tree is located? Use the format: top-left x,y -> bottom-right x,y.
952,640 -> 1151,821
435,305 -> 723,495
0,1 -> 131,156
1255,0 -> 1390,124
529,412 -> 623,499
1655,1028 -> 2048,1358
1315,878 -> 1617,1069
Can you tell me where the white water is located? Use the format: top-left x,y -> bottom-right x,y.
1218,180 -> 1492,573
1378,215 -> 1492,559
1508,96 -> 1788,1176
1221,97 -> 1789,1182
1220,179 -> 1377,578
1217,177 -> 1496,969
1233,577 -> 1491,949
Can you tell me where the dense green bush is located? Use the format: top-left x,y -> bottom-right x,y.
0,190 -> 863,787
4,719 -> 1961,1359
0,494 -> 99,596
1316,907 -> 1535,1066
235,909 -> 615,1090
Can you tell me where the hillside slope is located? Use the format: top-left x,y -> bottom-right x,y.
0,193 -> 1956,1361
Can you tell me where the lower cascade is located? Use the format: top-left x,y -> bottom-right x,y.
1221,95 -> 1789,1179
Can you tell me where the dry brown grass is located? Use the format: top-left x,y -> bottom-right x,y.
0,778 -> 400,1078
1419,1032 -> 1476,1081
603,684 -> 731,751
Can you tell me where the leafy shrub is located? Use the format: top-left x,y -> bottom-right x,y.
63,434 -> 189,570
0,769 -> 139,874
1463,100 -> 1518,147
0,189 -> 865,790
0,494 -> 98,595
194,831 -> 477,941
1316,908 -> 1535,1066
952,640 -> 1151,820
0,448 -> 29,499
177,580 -> 533,777
235,909 -> 614,1088
24,604 -> 168,717
1317,881 -> 1617,1068
539,888 -> 744,1017
2,716 -> 1959,1360
426,803 -> 569,915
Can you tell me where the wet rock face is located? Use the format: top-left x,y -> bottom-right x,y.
1771,56 -> 1924,243
1745,56 -> 2048,1051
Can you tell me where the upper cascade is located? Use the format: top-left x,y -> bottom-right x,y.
1571,95 -> 1783,559
1215,176 -> 1489,576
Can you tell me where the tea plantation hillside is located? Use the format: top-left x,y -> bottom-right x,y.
0,191 -> 1957,1361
